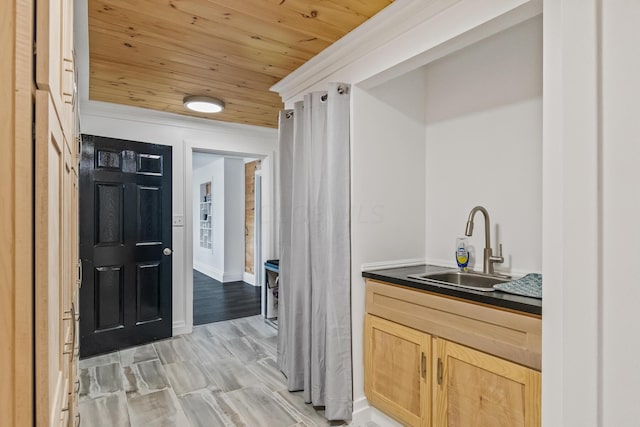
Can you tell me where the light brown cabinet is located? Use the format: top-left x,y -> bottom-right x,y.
35,88 -> 80,427
364,279 -> 541,427
434,338 -> 540,427
35,0 -> 79,424
364,315 -> 430,427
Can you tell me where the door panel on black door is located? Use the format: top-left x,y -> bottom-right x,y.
95,183 -> 124,245
80,135 -> 172,357
137,262 -> 162,324
137,185 -> 162,244
95,266 -> 124,331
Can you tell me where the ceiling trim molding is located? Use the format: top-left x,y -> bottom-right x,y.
270,0 -> 461,101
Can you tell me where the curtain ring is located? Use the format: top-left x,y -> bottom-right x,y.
285,111 -> 293,119
337,85 -> 348,95
320,94 -> 328,102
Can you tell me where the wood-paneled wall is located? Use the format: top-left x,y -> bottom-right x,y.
245,160 -> 261,274
0,0 -> 35,425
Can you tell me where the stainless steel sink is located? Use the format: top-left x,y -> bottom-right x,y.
408,270 -> 511,292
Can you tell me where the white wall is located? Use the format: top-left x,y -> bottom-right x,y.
192,156 -> 245,282
351,68 -> 427,417
424,17 -> 542,273
601,3 -> 640,424
223,158 -> 246,281
192,156 -> 224,279
80,102 -> 277,335
543,1 -> 640,425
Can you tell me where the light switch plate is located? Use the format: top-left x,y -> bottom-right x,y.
172,215 -> 184,227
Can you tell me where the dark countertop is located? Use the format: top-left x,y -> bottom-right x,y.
265,259 -> 279,272
362,264 -> 542,316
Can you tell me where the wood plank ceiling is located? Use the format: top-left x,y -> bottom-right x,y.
88,0 -> 394,128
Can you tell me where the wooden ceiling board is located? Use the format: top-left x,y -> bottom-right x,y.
88,79 -> 281,118
139,0 -> 334,53
203,0 -> 354,42
267,0 -> 392,29
90,62 -> 284,106
88,0 -> 394,128
91,0 -> 328,61
91,53 -> 281,92
90,89 -> 278,127
90,32 -> 293,80
89,19 -> 309,74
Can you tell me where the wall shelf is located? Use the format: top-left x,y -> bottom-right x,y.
199,181 -> 212,250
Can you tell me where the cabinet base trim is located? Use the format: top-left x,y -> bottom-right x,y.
351,398 -> 404,427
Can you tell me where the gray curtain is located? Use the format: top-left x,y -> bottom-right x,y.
277,83 -> 352,421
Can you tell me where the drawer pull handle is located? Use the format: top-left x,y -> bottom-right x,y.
437,358 -> 443,385
63,303 -> 77,356
420,352 -> 426,379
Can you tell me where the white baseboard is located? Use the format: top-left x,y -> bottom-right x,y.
243,272 -> 258,286
350,397 -> 371,423
172,320 -> 191,336
370,407 -> 403,427
193,262 -> 224,282
360,258 -> 426,272
223,271 -> 244,282
193,263 -> 246,283
350,398 -> 402,427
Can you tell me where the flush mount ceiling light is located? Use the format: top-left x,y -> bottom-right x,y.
183,95 -> 225,113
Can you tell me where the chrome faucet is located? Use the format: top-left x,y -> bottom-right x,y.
465,206 -> 504,275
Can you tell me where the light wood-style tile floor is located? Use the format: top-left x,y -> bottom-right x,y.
79,315 -> 377,427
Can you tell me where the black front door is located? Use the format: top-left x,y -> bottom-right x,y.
79,135 -> 172,357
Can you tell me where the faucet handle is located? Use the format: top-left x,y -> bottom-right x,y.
490,244 -> 504,265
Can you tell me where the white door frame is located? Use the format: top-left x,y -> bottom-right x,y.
183,141 -> 276,333
253,171 -> 263,304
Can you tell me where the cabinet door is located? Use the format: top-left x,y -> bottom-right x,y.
64,146 -> 80,427
434,339 -> 541,427
36,0 -> 75,139
364,314 -> 430,427
35,89 -> 68,427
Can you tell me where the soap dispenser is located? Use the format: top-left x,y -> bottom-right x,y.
455,237 -> 469,272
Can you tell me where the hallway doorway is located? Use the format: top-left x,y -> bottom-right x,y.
191,151 -> 263,326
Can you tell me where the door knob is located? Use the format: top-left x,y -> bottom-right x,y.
163,248 -> 173,256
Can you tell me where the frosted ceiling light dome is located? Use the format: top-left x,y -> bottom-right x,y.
183,95 -> 225,113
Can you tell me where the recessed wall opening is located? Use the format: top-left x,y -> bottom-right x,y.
354,15 -> 543,277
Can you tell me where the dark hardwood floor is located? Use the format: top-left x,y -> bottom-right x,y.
193,269 -> 262,326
